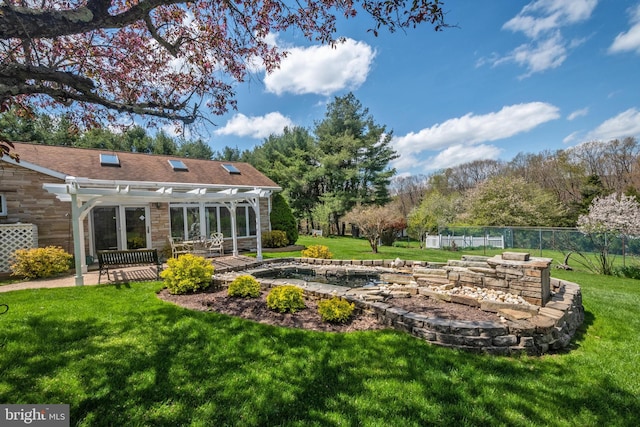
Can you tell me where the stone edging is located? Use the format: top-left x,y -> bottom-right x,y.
212,257 -> 584,356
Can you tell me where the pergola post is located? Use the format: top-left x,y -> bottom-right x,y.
70,193 -> 84,286
250,195 -> 263,261
226,201 -> 239,256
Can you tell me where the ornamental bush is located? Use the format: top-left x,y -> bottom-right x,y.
228,275 -> 261,298
301,245 -> 333,259
266,285 -> 306,313
270,193 -> 298,245
10,246 -> 72,279
160,254 -> 214,295
318,297 -> 355,323
261,230 -> 289,248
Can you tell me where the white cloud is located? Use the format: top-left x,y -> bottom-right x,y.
567,107 -> 589,120
563,130 -> 582,144
584,108 -> 640,141
609,4 -> 640,55
392,144 -> 502,173
390,102 -> 559,174
503,0 -> 598,39
263,38 -> 375,96
214,112 -> 294,139
427,144 -> 502,171
392,102 -> 560,156
496,32 -> 567,78
486,0 -> 597,76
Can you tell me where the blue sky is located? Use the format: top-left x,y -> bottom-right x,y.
191,0 -> 640,177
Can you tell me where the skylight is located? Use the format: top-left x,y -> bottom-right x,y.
222,163 -> 241,174
100,153 -> 120,167
168,159 -> 188,171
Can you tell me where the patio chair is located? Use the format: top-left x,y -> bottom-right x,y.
168,235 -> 192,258
206,232 -> 224,257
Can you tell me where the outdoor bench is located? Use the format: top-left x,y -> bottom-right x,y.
97,249 -> 162,284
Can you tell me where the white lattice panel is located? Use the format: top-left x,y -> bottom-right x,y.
0,224 -> 38,273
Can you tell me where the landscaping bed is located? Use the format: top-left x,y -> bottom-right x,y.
158,287 -> 503,332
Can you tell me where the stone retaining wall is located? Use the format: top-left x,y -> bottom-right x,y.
212,254 -> 584,355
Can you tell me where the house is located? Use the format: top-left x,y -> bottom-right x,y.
0,142 -> 281,284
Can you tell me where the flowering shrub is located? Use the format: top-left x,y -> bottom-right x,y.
161,254 -> 214,294
318,297 -> 355,323
301,245 -> 333,259
266,285 -> 306,313
10,246 -> 72,279
228,275 -> 261,298
577,193 -> 640,275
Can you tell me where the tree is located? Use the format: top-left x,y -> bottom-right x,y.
407,190 -> 460,248
314,93 -> 398,234
388,174 -> 429,217
177,139 -> 214,159
248,127 -> 321,225
343,204 -> 404,253
270,193 -> 298,245
0,0 -> 447,159
576,193 -> 640,275
0,107 -> 79,146
464,176 -> 566,227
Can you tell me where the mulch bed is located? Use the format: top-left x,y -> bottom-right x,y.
158,287 -> 503,332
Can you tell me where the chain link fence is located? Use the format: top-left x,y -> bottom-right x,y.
434,226 -> 640,258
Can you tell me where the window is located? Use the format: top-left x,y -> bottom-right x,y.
222,163 -> 241,174
219,207 -> 232,237
168,159 -> 188,171
100,153 -> 120,166
0,193 -> 6,216
236,207 -> 247,236
169,207 -> 185,238
170,203 -> 258,240
205,206 -> 218,236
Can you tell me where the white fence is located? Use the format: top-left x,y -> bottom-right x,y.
425,234 -> 504,250
0,223 -> 38,272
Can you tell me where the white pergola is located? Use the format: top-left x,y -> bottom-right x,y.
44,176 -> 276,286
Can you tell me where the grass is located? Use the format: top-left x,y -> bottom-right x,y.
264,235 -> 589,269
0,239 -> 639,425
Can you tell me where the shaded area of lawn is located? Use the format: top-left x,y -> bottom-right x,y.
1,275 -> 638,426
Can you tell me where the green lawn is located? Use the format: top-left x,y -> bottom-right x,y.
265,235 -> 580,267
1,239 -> 639,426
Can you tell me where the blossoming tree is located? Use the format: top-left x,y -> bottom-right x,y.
576,193 -> 640,275
0,0 -> 448,159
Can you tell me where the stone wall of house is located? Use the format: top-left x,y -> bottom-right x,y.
150,203 -> 172,257
0,163 -> 77,251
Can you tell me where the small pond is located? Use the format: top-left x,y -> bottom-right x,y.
252,266 -> 387,288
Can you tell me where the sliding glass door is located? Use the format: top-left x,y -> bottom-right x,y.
92,205 -> 150,252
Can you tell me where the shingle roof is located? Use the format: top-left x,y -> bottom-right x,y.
9,142 -> 280,189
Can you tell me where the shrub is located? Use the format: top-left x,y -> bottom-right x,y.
160,254 -> 214,295
228,275 -> 261,298
614,265 -> 640,280
301,245 -> 333,259
266,285 -> 306,313
270,193 -> 298,245
318,297 -> 355,323
261,230 -> 289,248
10,246 -> 72,279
